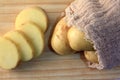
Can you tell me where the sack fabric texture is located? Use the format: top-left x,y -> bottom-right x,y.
65,0 -> 120,69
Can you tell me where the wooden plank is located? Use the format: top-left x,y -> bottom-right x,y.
0,4 -> 68,13
0,0 -> 120,80
0,0 -> 73,4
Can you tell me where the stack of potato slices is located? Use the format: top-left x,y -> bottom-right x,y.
0,7 -> 48,69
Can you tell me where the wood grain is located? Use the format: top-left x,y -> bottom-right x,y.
0,0 -> 120,80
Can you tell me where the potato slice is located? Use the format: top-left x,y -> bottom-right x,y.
51,18 -> 75,55
84,51 -> 98,63
0,37 -> 20,69
17,22 -> 44,57
4,31 -> 33,61
67,27 -> 94,51
15,7 -> 48,32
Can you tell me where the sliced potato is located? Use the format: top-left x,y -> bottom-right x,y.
51,18 -> 75,55
15,7 -> 48,32
67,27 -> 94,51
17,22 -> 44,57
4,31 -> 33,61
84,51 -> 98,63
0,37 -> 20,69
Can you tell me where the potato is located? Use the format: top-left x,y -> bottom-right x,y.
15,7 -> 48,32
17,22 -> 44,57
51,18 -> 75,55
4,31 -> 33,61
0,37 -> 20,69
67,27 -> 94,51
84,51 -> 98,63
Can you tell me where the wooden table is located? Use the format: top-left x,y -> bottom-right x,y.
0,0 -> 120,80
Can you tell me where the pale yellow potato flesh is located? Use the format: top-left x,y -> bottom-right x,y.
67,27 -> 94,51
17,22 -> 44,57
4,31 -> 33,61
15,7 -> 48,32
0,37 -> 20,69
51,18 -> 75,55
84,51 -> 98,63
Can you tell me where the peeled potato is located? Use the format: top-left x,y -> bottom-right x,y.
17,22 -> 44,57
84,51 -> 98,63
51,17 -> 75,55
15,7 -> 48,32
0,37 -> 20,69
4,31 -> 33,61
67,27 -> 94,51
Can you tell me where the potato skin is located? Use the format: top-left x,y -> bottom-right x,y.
84,51 -> 98,63
51,18 -> 75,55
67,27 -> 94,51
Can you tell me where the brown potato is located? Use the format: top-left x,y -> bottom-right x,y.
67,27 -> 94,51
84,51 -> 98,63
51,17 -> 75,55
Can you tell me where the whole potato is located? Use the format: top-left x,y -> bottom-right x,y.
67,27 -> 94,51
84,51 -> 98,63
51,18 -> 75,55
